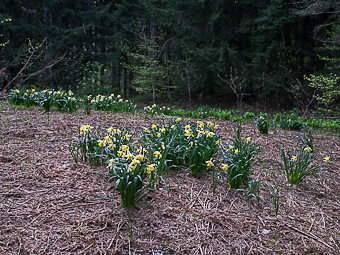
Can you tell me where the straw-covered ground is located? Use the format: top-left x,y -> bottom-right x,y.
0,103 -> 339,255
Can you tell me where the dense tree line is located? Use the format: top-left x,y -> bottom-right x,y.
0,0 -> 339,111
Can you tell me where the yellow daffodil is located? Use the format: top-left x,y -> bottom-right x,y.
126,153 -> 134,160
160,127 -> 166,133
157,133 -> 161,138
206,159 -> 214,167
128,164 -> 136,172
139,147 -> 147,154
121,145 -> 129,152
125,134 -> 131,140
151,125 -> 157,130
107,127 -> 114,133
107,159 -> 115,170
136,154 -> 144,161
304,147 -> 312,153
176,118 -> 182,122
323,156 -> 330,162
222,164 -> 229,171
291,156 -> 297,161
97,140 -> 104,147
132,158 -> 140,166
108,144 -> 116,151
161,142 -> 165,150
154,151 -> 162,159
104,135 -> 111,143
246,137 -> 252,143
80,124 -> 93,136
117,95 -> 121,98
259,116 -> 263,120
234,149 -> 239,155
171,125 -> 175,129
146,164 -> 155,174
229,145 -> 234,150
207,132 -> 215,138
216,140 -> 220,145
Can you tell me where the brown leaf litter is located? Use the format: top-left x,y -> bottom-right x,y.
0,104 -> 339,254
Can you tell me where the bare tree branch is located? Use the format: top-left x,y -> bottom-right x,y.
1,52 -> 65,92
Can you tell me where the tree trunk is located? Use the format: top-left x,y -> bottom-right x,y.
186,68 -> 192,110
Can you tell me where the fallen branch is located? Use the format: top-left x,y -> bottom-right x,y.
285,224 -> 335,251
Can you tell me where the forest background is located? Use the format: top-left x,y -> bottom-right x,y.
0,0 -> 339,114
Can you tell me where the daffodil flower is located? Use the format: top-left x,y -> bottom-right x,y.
246,137 -> 252,143
323,156 -> 330,162
136,154 -> 144,161
132,158 -> 140,166
128,164 -> 136,172
154,151 -> 162,159
206,159 -> 214,167
139,147 -> 147,154
234,149 -> 239,155
222,164 -> 229,171
121,145 -> 129,152
107,127 -> 114,133
304,147 -> 312,153
291,156 -> 297,161
107,159 -> 115,170
146,164 -> 155,174
97,140 -> 104,147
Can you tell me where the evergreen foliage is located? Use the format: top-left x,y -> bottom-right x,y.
0,0 -> 338,112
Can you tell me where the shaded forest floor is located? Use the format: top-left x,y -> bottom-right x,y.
0,104 -> 339,255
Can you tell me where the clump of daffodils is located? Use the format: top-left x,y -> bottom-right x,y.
222,126 -> 259,189
281,143 -> 327,185
80,124 -> 93,136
